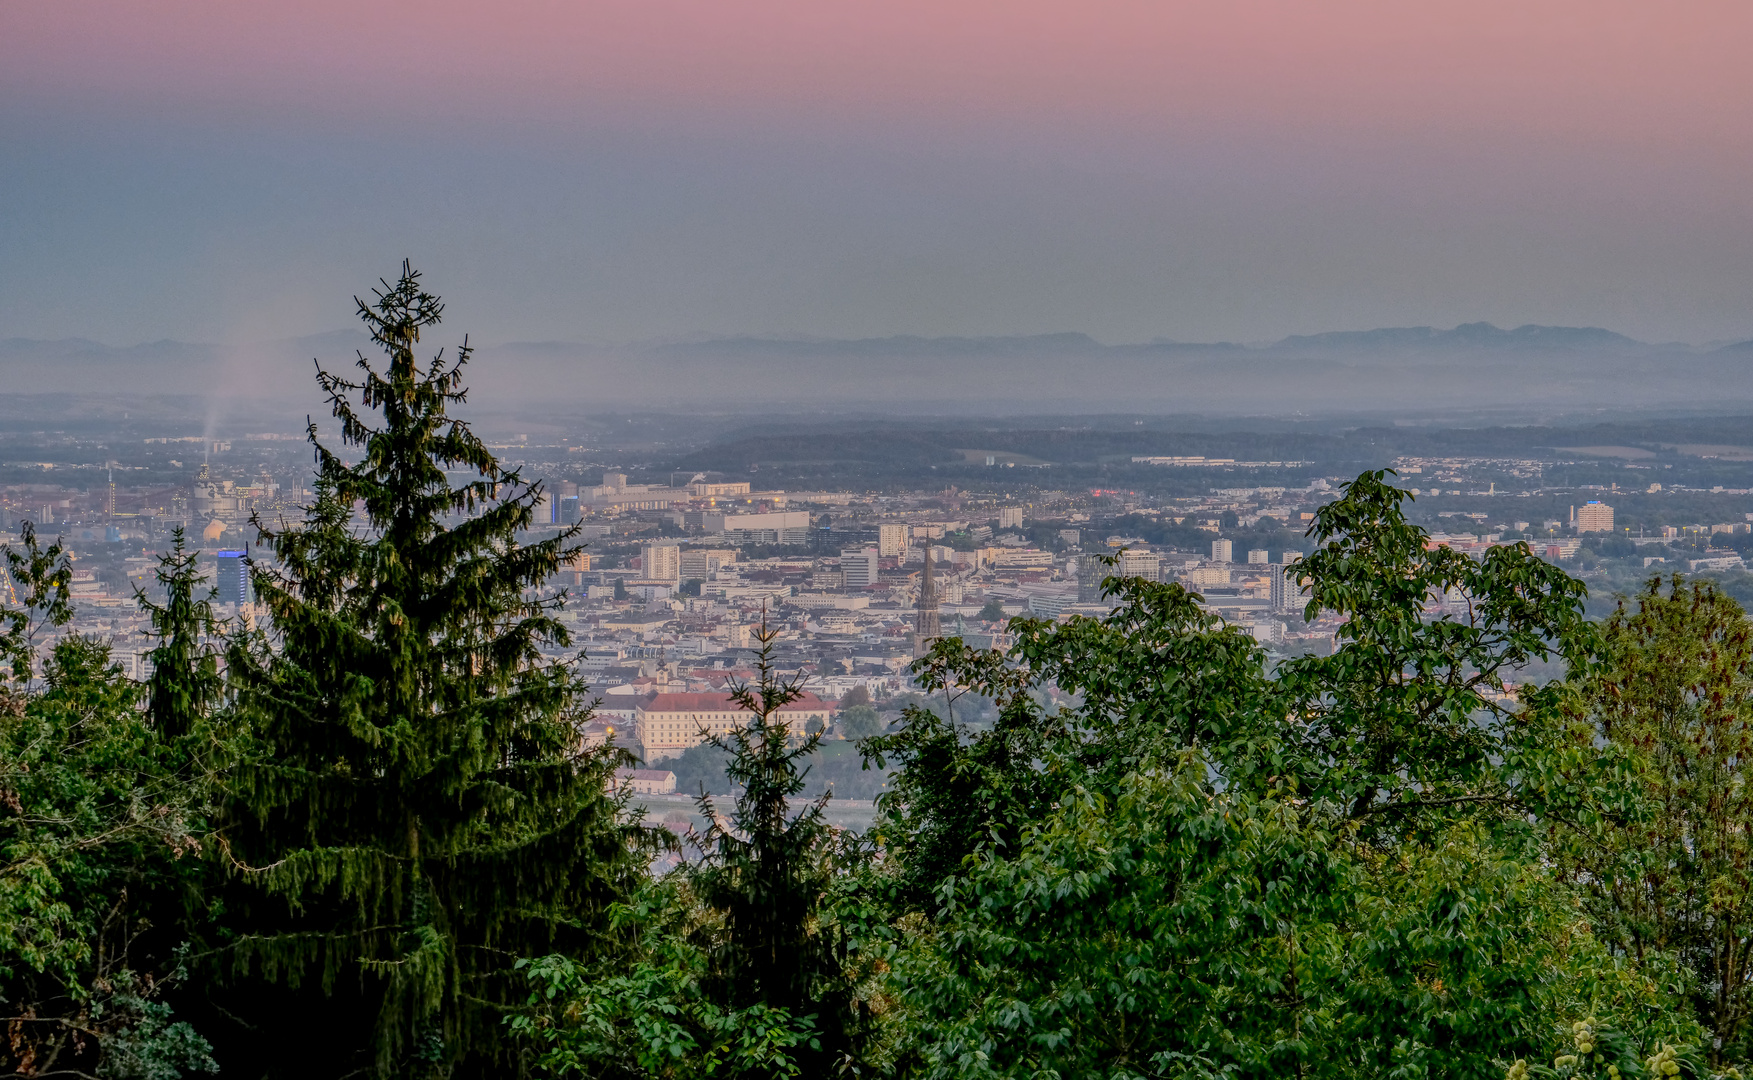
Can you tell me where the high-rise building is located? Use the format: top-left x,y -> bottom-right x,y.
1212,539 -> 1233,563
997,508 -> 1025,529
842,548 -> 879,589
679,549 -> 736,581
641,543 -> 682,582
1247,549 -> 1269,564
216,549 -> 252,605
558,496 -> 581,525
1116,550 -> 1161,582
1575,502 -> 1615,533
878,523 -> 911,558
1270,554 -> 1304,615
602,472 -> 627,491
1077,554 -> 1109,602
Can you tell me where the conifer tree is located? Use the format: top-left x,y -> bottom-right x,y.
690,621 -> 867,1072
137,527 -> 224,739
211,263 -> 639,1078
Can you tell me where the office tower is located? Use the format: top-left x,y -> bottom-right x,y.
1077,553 -> 1108,602
1116,549 -> 1161,582
216,549 -> 252,605
841,548 -> 879,589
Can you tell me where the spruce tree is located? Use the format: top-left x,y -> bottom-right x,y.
137,526 -> 224,739
211,263 -> 638,1078
690,622 -> 867,1072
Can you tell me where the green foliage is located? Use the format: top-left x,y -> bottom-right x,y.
1561,575 -> 1753,1062
688,624 -> 869,1070
889,757 -> 1703,1079
0,522 -> 73,682
837,705 -> 883,742
511,884 -> 823,1080
136,528 -> 224,740
0,631 -> 213,1078
515,625 -> 874,1076
975,600 -> 1006,623
860,470 -> 1728,1077
211,263 -> 643,1077
1276,470 -> 1600,824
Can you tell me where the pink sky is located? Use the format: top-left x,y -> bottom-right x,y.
4,1 -> 1752,345
10,1 -> 1749,143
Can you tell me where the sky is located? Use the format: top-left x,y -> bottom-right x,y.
4,1 -> 1752,347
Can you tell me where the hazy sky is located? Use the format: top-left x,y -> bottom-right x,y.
5,1 -> 1752,346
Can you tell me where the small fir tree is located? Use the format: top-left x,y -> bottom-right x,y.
212,263 -> 639,1078
137,527 -> 224,739
690,620 -> 867,1073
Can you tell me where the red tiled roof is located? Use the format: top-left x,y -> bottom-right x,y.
638,691 -> 829,713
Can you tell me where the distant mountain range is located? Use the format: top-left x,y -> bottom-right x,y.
3,323 -> 1751,416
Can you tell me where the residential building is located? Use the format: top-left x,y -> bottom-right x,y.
1269,554 -> 1304,615
641,543 -> 682,583
998,508 -> 1025,529
1212,539 -> 1233,563
613,768 -> 677,795
877,523 -> 911,558
1186,565 -> 1230,588
1247,549 -> 1269,564
1575,502 -> 1615,533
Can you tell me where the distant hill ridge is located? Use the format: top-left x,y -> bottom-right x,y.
8,322 -> 1745,357
4,323 -> 1752,413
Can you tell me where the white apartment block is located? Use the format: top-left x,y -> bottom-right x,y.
878,523 -> 911,558
641,543 -> 682,582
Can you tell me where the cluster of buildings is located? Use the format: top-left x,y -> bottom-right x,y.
14,449 -> 1753,785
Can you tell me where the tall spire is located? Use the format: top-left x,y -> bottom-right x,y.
914,536 -> 941,658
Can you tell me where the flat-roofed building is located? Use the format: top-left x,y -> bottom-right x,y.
688,481 -> 752,498
679,549 -> 736,581
1575,501 -> 1615,533
702,510 -> 812,545
842,547 -> 879,589
1115,549 -> 1161,582
878,523 -> 911,558
641,543 -> 682,582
